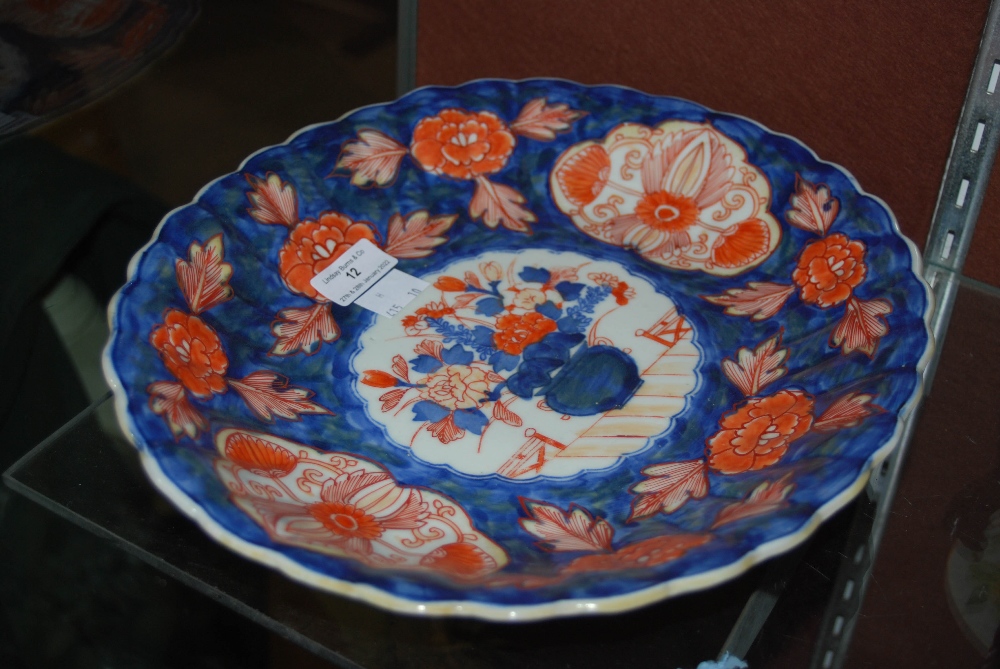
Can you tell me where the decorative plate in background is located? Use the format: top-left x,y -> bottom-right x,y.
103,79 -> 933,621
0,0 -> 198,136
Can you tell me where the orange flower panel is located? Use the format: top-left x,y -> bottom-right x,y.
707,390 -> 814,474
150,308 -> 229,398
411,109 -> 516,180
792,233 -> 867,308
278,213 -> 377,301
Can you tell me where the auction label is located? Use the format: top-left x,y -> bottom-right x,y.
354,269 -> 429,317
309,238 -> 428,317
310,238 -> 398,306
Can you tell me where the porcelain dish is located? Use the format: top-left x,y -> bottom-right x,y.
104,79 -> 933,621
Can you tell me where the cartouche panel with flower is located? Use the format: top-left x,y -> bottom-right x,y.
353,250 -> 701,480
550,120 -> 781,276
214,428 -> 508,580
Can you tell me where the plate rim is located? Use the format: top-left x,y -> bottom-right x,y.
101,76 -> 935,622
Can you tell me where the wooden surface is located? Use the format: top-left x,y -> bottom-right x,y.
415,0 -> 1000,286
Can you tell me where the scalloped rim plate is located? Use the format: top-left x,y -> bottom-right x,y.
103,78 -> 933,621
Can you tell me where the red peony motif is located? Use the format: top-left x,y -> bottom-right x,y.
410,109 -> 516,180
278,212 -> 377,301
792,233 -> 867,308
707,390 -> 814,474
493,312 -> 558,355
224,432 -> 298,477
150,308 -> 229,399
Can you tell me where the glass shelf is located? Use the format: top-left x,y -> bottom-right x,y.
8,279 -> 998,667
0,398 -> 796,668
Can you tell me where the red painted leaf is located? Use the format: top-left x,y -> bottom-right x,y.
519,499 -> 614,552
721,332 -> 789,397
470,177 -> 536,233
383,210 -> 458,259
712,475 -> 795,528
492,399 -> 523,427
148,381 -> 209,440
831,296 -> 892,358
175,234 -> 233,314
270,303 -> 340,356
391,354 -> 410,383
628,459 -> 709,522
509,98 -> 585,140
379,387 -> 409,412
813,392 -> 885,431
334,129 -> 407,187
245,172 -> 298,226
701,282 -> 794,321
227,371 -> 331,422
787,174 -> 839,236
414,339 -> 443,360
426,413 -> 464,443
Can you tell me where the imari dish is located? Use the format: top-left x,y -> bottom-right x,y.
104,79 -> 933,621
0,0 -> 198,136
